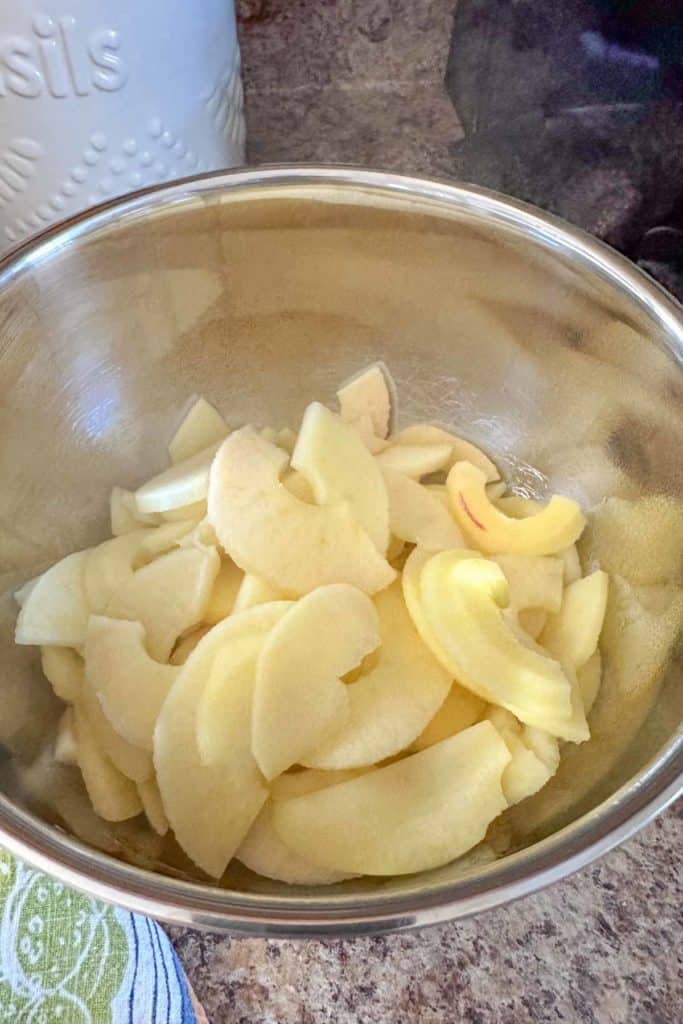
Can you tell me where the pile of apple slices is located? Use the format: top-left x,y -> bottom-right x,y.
16,364 -> 613,883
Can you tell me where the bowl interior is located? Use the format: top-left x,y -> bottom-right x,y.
0,173 -> 681,920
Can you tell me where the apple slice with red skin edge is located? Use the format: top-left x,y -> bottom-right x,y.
85,615 -> 179,751
252,584 -> 380,780
73,704 -> 143,822
237,769 -> 364,885
154,601 -> 293,878
207,428 -> 395,596
418,552 -> 588,742
540,571 -> 609,669
337,363 -> 393,439
272,722 -> 511,876
15,550 -> 90,647
303,581 -> 452,770
382,466 -> 464,551
448,461 -> 585,556
291,402 -> 390,554
168,396 -> 228,464
394,424 -> 500,482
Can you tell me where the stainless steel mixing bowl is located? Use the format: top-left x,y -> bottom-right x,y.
0,167 -> 681,936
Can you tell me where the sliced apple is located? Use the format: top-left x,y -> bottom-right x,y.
495,495 -> 540,518
337,363 -> 393,439
272,722 -> 511,876
580,495 -> 683,585
135,440 -> 222,514
382,466 -> 464,551
291,402 -> 390,553
207,428 -> 395,596
493,555 -> 564,617
41,646 -> 84,703
304,582 -> 452,769
402,545 -> 482,661
486,707 -> 560,805
394,424 -> 500,482
376,443 -> 453,479
560,545 -> 582,584
232,573 -> 287,613
137,777 -> 169,836
110,486 -> 160,535
517,609 -> 548,639
54,706 -> 78,765
105,545 -> 219,661
195,632 -> 266,766
73,705 -> 143,822
78,677 -> 153,783
409,683 -> 485,752
237,770 -> 362,885
85,616 -> 179,751
136,520 -> 197,563
168,396 -> 228,464
577,649 -> 602,715
161,500 -> 207,523
252,584 -> 380,779
540,571 -> 609,669
346,412 -> 389,454
83,531 -> 149,614
418,552 -> 588,741
169,625 -> 211,666
282,470 -> 315,503
15,550 -> 90,647
448,461 -> 586,555
154,602 -> 292,877
205,558 -> 243,623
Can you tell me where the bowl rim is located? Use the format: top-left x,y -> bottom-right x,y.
0,164 -> 681,936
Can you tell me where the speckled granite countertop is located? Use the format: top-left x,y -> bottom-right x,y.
171,4 -> 682,1020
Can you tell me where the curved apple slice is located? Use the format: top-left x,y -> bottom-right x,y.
382,466 -> 464,551
106,546 -> 219,662
577,649 -> 602,715
303,582 -> 452,769
135,440 -> 222,514
337,363 -> 393,439
83,531 -> 149,614
486,707 -> 560,805
15,550 -> 90,647
169,625 -> 211,666
79,677 -> 153,783
85,616 -> 179,751
252,584 -> 380,779
233,573 -> 287,613
54,707 -> 78,766
205,558 -> 243,623
73,705 -> 143,822
395,424 -> 500,482
493,555 -> 564,617
418,552 -> 588,741
195,633 -> 265,766
110,486 -> 160,535
169,396 -> 228,464
272,722 -> 511,876
448,461 -> 586,555
540,571 -> 608,669
291,402 -> 390,553
207,428 -> 395,596
409,683 -> 485,752
237,770 -> 361,885
376,443 -> 452,479
41,646 -> 84,703
402,545 -> 482,659
154,602 -> 292,877
137,777 -> 169,836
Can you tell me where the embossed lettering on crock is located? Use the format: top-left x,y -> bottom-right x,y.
0,14 -> 127,98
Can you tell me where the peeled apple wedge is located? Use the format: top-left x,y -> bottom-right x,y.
78,678 -> 153,783
272,722 -> 511,876
252,585 -> 380,779
579,495 -> 683,585
135,440 -> 222,514
83,531 -> 149,614
137,776 -> 169,836
195,633 -> 265,767
382,466 -> 464,551
402,545 -> 482,661
493,555 -> 564,617
376,443 -> 453,479
345,412 -> 389,454
394,424 -> 500,482
15,550 -> 90,647
540,571 -> 609,670
448,461 -> 586,555
337,363 -> 393,439
154,602 -> 292,877
577,650 -> 602,715
105,545 -> 219,662
207,428 -> 396,596
41,646 -> 84,703
291,402 -> 390,554
232,573 -> 286,613
237,770 -> 362,885
486,707 -> 560,806
304,582 -> 452,769
73,705 -> 143,822
168,396 -> 228,464
418,552 -> 588,742
85,616 -> 179,751
204,559 -> 243,623
409,683 -> 485,752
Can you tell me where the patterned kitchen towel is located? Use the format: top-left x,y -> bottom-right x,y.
0,848 -> 206,1024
